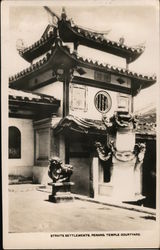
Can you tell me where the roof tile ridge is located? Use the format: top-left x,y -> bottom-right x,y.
19,27 -> 57,55
9,88 -> 60,103
9,39 -> 156,83
71,49 -> 156,81
9,49 -> 54,83
65,18 -> 145,53
10,39 -> 69,83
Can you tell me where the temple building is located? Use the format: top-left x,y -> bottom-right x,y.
8,8 -> 156,206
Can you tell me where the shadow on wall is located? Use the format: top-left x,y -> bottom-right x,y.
70,158 -> 91,196
142,140 -> 156,209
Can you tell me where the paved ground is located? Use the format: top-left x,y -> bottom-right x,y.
9,185 -> 156,233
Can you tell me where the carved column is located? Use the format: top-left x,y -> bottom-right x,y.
96,112 -> 146,202
109,112 -> 146,202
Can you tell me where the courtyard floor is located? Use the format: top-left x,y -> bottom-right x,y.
8,184 -> 156,233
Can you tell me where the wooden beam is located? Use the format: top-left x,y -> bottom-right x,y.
9,113 -> 34,119
72,76 -> 131,95
63,69 -> 70,117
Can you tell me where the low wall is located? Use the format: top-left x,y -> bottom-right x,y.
9,165 -> 33,178
9,165 -> 51,185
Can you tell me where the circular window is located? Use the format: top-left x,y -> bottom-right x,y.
94,91 -> 112,113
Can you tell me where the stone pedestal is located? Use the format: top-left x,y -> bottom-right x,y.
110,156 -> 145,202
48,182 -> 74,203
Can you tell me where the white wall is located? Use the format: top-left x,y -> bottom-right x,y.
34,81 -> 63,116
8,118 -> 34,176
69,84 -> 129,120
33,75 -> 131,121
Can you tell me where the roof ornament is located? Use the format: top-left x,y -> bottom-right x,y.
119,37 -> 125,45
70,18 -> 75,26
16,39 -> 26,52
152,73 -> 157,80
47,13 -> 58,27
44,6 -> 60,21
61,7 -> 67,20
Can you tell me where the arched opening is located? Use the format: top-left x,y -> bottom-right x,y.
9,126 -> 21,159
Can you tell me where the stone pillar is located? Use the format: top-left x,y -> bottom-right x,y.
104,112 -> 146,202
111,156 -> 137,201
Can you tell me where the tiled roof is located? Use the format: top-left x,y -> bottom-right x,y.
9,88 -> 60,105
136,121 -> 156,136
19,28 -> 57,62
58,17 -> 145,63
53,115 -> 108,135
20,31 -> 55,54
9,39 -> 156,88
9,53 -> 50,82
19,12 -> 145,63
135,108 -> 156,137
53,115 -> 156,137
73,54 -> 156,83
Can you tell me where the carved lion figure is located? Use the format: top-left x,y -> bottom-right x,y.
48,157 -> 73,183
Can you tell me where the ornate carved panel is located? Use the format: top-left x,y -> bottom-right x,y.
117,93 -> 129,112
69,83 -> 88,111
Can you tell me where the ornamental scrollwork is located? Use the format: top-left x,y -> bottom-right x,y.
95,140 -> 146,164
95,141 -> 112,162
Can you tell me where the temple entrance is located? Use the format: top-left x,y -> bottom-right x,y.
69,133 -> 92,196
97,158 -> 113,197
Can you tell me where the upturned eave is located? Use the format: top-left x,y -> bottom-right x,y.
19,27 -> 57,63
58,19 -> 145,64
9,39 -> 156,94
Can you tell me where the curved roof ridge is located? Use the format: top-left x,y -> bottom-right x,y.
18,9 -> 146,64
9,87 -> 60,104
9,39 -> 156,84
70,20 -> 145,53
58,15 -> 145,63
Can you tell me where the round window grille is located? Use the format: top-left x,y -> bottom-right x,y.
94,91 -> 112,113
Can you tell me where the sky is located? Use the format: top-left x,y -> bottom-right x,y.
8,0 -> 159,111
